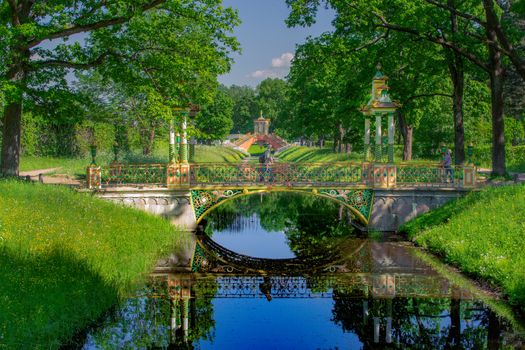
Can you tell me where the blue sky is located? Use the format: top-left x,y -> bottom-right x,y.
218,0 -> 334,87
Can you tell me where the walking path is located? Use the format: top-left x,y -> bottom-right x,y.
19,168 -> 82,187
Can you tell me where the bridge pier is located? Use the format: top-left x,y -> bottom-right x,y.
369,188 -> 468,232
93,187 -> 471,236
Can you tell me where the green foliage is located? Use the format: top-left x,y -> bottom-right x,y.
195,89 -> 234,141
400,185 -> 525,311
472,145 -> 525,172
0,181 -> 186,348
1,1 -> 240,174
223,85 -> 259,134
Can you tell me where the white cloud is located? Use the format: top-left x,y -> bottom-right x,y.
249,70 -> 281,79
271,52 -> 294,68
248,52 -> 295,81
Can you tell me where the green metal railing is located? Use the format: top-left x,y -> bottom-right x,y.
189,162 -> 365,187
88,162 -> 477,189
100,163 -> 167,187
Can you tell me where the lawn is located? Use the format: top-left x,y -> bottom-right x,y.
0,180 -> 187,348
400,184 -> 525,311
277,146 -> 437,164
19,144 -> 246,177
248,144 -> 267,155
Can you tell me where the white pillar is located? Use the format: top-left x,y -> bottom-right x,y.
375,114 -> 382,161
373,317 -> 380,343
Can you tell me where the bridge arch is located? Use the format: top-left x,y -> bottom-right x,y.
191,234 -> 369,274
190,188 -> 374,227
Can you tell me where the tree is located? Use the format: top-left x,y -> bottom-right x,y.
286,0 -> 525,174
0,0 -> 239,176
255,78 -> 288,131
224,85 -> 259,134
195,89 -> 234,142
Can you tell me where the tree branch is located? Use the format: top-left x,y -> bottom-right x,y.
424,0 -> 486,26
27,0 -> 166,49
482,0 -> 525,80
403,93 -> 453,105
31,53 -> 109,70
353,29 -> 390,51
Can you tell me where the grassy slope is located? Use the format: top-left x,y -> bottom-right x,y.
0,181 -> 186,348
277,146 -> 436,164
248,144 -> 267,155
400,184 -> 525,310
20,145 -> 246,177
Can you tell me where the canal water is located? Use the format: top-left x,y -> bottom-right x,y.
78,193 -> 525,349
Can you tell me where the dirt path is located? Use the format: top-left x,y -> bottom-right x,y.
19,168 -> 82,187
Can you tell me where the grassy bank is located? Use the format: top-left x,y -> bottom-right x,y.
0,181 -> 185,348
277,146 -> 435,164
20,145 -> 246,177
400,184 -> 525,310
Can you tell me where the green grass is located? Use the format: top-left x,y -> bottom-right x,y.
19,145 -> 246,177
400,184 -> 525,311
248,144 -> 267,156
0,181 -> 186,348
277,146 -> 437,164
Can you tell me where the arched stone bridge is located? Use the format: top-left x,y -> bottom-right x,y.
89,161 -> 477,232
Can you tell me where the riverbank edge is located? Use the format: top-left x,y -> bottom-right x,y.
0,180 -> 189,348
399,184 -> 525,315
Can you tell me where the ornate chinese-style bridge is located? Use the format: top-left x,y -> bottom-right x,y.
87,66 -> 478,232
88,161 -> 477,232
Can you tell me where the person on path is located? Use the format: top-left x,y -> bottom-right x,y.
442,149 -> 454,183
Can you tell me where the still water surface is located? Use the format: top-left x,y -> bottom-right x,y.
79,193 -> 525,349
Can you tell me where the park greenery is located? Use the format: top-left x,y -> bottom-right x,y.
0,0 -> 239,176
401,184 -> 525,311
0,180 -> 187,348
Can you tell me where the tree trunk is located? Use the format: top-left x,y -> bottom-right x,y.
397,111 -> 413,161
1,51 -> 27,177
446,298 -> 461,349
488,26 -> 506,176
446,0 -> 466,165
447,53 -> 466,164
487,310 -> 501,350
1,101 -> 23,176
337,122 -> 345,154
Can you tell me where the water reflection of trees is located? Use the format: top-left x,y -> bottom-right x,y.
331,287 -> 504,349
84,277 -> 218,349
204,192 -> 356,259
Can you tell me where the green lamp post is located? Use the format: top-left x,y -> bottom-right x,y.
90,144 -> 97,166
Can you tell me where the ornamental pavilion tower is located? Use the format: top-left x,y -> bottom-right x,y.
254,111 -> 270,135
360,64 -> 401,163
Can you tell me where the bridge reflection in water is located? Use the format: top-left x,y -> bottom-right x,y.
79,240 -> 525,349
79,193 -> 524,349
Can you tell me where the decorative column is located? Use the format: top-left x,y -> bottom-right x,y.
364,118 -> 371,162
170,297 -> 178,344
385,298 -> 393,343
176,133 -> 181,163
375,114 -> 382,161
388,113 -> 395,163
373,317 -> 380,343
169,119 -> 176,163
182,297 -> 189,341
180,111 -> 189,164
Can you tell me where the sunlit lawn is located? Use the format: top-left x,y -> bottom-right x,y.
0,181 -> 186,348
20,144 -> 246,177
401,184 -> 525,311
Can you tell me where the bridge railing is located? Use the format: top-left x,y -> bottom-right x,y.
86,162 -> 477,189
91,163 -> 167,187
189,162 -> 365,187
